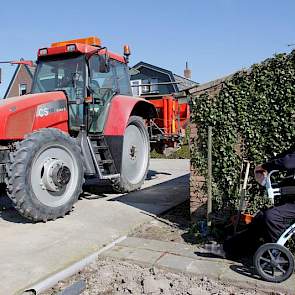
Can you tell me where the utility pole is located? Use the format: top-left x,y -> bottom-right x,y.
207,126 -> 213,228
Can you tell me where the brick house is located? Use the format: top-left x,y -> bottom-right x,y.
4,61 -> 36,98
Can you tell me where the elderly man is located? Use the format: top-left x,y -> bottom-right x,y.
223,149 -> 295,259
254,149 -> 295,243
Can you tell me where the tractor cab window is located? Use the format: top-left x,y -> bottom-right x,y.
32,55 -> 86,101
87,55 -> 117,133
89,55 -> 117,99
32,55 -> 86,129
113,61 -> 132,96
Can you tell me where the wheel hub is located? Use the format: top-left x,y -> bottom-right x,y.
270,259 -> 277,267
129,145 -> 137,160
52,165 -> 71,186
41,158 -> 71,192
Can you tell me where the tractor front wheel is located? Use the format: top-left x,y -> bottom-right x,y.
119,116 -> 150,192
6,128 -> 84,222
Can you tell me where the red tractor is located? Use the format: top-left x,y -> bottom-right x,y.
0,36 -> 156,222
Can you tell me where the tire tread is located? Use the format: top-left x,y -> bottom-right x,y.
5,128 -> 84,222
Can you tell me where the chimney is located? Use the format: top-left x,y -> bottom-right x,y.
184,61 -> 191,79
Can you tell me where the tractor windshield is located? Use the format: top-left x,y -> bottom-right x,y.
32,55 -> 86,129
31,55 -> 86,102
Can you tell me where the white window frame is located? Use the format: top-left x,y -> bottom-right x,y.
130,79 -> 142,96
19,83 -> 27,96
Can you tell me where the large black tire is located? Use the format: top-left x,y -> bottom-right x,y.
254,243 -> 294,283
6,128 -> 84,222
118,116 -> 150,192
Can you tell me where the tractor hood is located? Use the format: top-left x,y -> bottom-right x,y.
0,92 -> 68,140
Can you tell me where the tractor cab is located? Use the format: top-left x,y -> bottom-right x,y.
31,36 -> 132,133
0,36 -> 155,222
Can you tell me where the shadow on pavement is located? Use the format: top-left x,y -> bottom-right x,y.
0,193 -> 13,210
230,264 -> 261,281
194,251 -> 223,259
108,174 -> 189,216
109,173 -> 198,244
0,193 -> 31,223
0,173 -> 189,225
146,170 -> 172,180
0,208 -> 32,224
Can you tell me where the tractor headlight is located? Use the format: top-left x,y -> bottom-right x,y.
39,48 -> 48,56
66,44 -> 76,52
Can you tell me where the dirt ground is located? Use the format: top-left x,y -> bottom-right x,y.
41,201 -> 270,295
42,256 -> 265,295
130,200 -> 198,245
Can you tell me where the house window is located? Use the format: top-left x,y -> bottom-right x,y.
141,79 -> 159,95
130,80 -> 142,96
19,84 -> 27,96
131,79 -> 159,96
150,78 -> 159,94
141,80 -> 150,94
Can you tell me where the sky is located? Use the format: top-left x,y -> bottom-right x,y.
0,0 -> 294,97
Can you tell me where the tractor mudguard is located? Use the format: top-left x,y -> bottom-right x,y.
103,95 -> 156,136
0,92 -> 68,140
103,95 -> 156,173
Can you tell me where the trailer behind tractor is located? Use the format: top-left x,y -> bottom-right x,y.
0,36 -> 156,222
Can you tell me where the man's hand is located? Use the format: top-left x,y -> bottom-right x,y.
254,164 -> 268,185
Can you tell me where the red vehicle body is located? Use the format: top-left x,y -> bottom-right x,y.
1,37 -> 155,141
0,36 -> 157,222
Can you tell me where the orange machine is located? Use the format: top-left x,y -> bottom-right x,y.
145,95 -> 190,154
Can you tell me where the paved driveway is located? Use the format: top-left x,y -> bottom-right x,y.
0,159 -> 189,295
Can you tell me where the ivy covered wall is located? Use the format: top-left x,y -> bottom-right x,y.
190,50 -> 295,215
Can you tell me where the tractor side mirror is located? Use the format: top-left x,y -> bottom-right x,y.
99,54 -> 109,73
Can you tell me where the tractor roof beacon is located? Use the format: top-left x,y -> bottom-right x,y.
0,36 -> 156,222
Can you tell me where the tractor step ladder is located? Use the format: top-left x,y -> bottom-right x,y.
88,134 -> 120,180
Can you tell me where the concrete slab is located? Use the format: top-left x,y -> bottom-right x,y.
119,236 -> 192,254
119,237 -> 232,264
155,253 -> 226,280
102,245 -> 163,265
102,237 -> 295,295
0,159 -> 189,295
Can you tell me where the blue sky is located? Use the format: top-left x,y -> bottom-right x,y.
0,0 -> 294,97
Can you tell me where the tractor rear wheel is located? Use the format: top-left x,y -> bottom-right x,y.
118,116 -> 150,192
6,128 -> 84,222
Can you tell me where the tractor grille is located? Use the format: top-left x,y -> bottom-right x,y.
0,148 -> 10,184
0,163 -> 6,183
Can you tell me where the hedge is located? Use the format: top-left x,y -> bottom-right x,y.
190,50 -> 295,214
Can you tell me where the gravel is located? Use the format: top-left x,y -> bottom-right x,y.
41,257 -> 265,295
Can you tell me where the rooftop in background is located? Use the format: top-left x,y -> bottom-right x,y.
3,60 -> 197,99
130,62 -> 198,97
4,60 -> 36,98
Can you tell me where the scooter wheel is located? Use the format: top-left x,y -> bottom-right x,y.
254,243 -> 294,283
